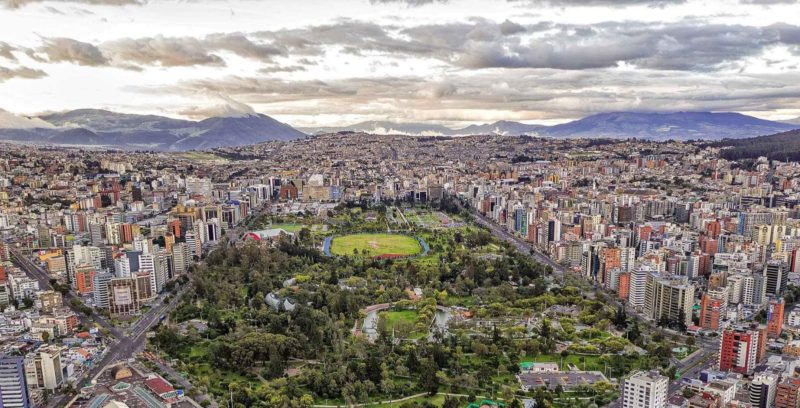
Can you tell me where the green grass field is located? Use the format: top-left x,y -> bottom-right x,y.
269,223 -> 303,233
330,233 -> 421,257
380,310 -> 419,329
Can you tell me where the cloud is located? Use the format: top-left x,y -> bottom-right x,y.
101,36 -> 226,67
499,19 -> 526,35
259,64 -> 307,73
509,0 -> 685,6
36,37 -> 109,65
0,42 -> 17,61
369,0 -> 448,5
1,0 -> 143,8
163,67 -> 800,123
178,94 -> 256,118
0,108 -> 55,128
0,66 -> 47,81
29,33 -> 286,68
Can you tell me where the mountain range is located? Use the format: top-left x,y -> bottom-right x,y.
0,109 -> 797,150
0,109 -> 305,150
302,112 -> 798,141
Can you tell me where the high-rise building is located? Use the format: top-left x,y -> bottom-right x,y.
644,274 -> 694,327
622,370 -> 668,408
628,268 -> 649,308
776,378 -> 800,408
718,327 -> 760,375
749,374 -> 777,408
74,265 -> 96,295
0,354 -> 32,408
92,272 -> 113,310
24,346 -> 63,391
767,298 -> 785,338
618,272 -> 630,300
764,261 -> 788,298
109,277 -> 141,315
700,294 -> 724,331
172,242 -> 190,276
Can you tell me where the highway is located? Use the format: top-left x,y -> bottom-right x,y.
10,248 -> 124,340
462,204 -> 567,278
10,246 -> 199,406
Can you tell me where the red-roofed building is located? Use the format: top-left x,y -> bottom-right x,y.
145,375 -> 180,403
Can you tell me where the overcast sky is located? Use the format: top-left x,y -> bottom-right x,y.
0,0 -> 799,127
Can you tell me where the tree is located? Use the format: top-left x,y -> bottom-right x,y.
419,358 -> 440,395
614,305 -> 628,329
676,310 -> 688,333
41,331 -> 50,343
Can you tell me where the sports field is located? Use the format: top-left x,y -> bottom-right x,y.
330,233 -> 421,257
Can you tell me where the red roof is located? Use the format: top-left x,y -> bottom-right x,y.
145,376 -> 175,396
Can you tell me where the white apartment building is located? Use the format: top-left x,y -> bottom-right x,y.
622,370 -> 668,408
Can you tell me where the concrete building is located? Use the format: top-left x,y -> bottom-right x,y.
644,274 -> 694,327
718,327 -> 760,375
24,346 -> 63,391
749,373 -> 777,408
0,354 -> 32,408
622,370 -> 668,408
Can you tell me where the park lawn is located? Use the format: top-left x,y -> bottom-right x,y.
381,310 -> 419,328
372,394 -> 447,407
270,223 -> 303,232
380,309 -> 428,339
330,233 -> 421,257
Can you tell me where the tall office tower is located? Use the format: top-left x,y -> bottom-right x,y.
644,274 -> 695,327
172,242 -> 190,276
24,346 -> 63,391
114,255 -> 131,278
700,294 -> 724,331
92,272 -> 113,310
749,374 -> 778,408
89,222 -> 104,246
791,248 -> 800,273
719,327 -> 760,375
622,370 -> 668,408
752,274 -> 768,306
185,230 -> 199,259
767,298 -> 785,338
726,275 -> 744,304
764,261 -> 788,297
133,235 -> 151,254
0,354 -> 32,408
105,222 -> 121,245
628,268 -> 649,308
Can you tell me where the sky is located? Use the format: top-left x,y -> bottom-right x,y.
0,0 -> 799,127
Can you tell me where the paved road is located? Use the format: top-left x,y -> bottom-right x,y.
10,248 -> 124,339
10,247 -> 202,405
463,205 -> 567,278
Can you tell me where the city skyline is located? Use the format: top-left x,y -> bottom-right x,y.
1,0 -> 800,127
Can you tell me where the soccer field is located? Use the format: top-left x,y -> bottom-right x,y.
330,233 -> 421,257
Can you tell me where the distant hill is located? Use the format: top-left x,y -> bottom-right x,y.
300,120 -> 545,136
0,109 -> 306,150
713,129 -> 800,161
782,117 -> 800,125
0,109 -> 795,149
301,112 -> 796,140
540,112 -> 797,140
